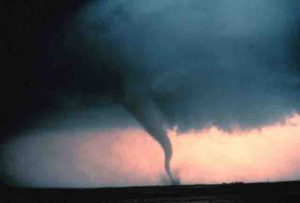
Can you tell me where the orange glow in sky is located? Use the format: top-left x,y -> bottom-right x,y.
3,114 -> 300,187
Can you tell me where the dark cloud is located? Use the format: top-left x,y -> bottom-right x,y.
69,0 -> 300,132
3,0 -> 300,134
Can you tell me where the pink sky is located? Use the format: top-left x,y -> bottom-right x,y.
3,114 -> 300,187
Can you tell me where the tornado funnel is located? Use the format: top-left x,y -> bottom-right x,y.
123,90 -> 178,184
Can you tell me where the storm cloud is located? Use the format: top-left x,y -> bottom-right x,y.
65,0 -> 300,132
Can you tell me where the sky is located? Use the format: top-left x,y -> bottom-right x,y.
1,113 -> 300,187
2,0 -> 300,187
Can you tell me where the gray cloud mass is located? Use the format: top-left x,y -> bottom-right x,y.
65,0 -> 300,132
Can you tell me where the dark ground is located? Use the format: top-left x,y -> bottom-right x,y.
1,180 -> 300,202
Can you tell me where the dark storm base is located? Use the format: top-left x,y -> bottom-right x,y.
2,180 -> 300,202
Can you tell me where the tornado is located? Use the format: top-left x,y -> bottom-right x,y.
123,86 -> 179,185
